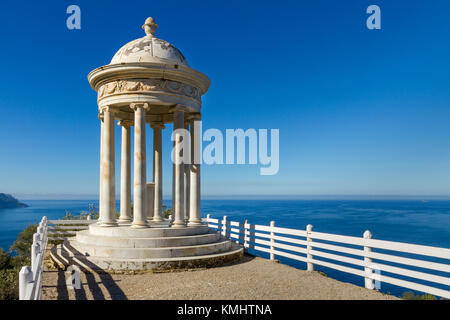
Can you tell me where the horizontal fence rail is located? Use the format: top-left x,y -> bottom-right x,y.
19,217 -> 49,300
19,215 -> 450,300
19,217 -> 97,300
204,214 -> 450,299
47,217 -> 96,241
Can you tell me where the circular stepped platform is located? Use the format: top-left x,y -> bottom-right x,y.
88,223 -> 210,237
50,223 -> 243,272
69,238 -> 232,259
76,229 -> 221,248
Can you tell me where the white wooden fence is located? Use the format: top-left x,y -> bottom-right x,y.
204,214 -> 450,299
19,217 -> 48,300
19,215 -> 450,299
18,217 -> 95,300
46,217 -> 94,240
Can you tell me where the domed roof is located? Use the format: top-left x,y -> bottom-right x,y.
110,17 -> 188,67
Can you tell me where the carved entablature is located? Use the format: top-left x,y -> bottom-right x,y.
98,79 -> 201,101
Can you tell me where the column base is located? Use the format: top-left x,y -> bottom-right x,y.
99,221 -> 118,227
171,221 -> 186,228
187,221 -> 203,227
131,222 -> 150,229
118,219 -> 132,225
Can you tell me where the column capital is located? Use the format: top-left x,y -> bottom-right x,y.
169,104 -> 189,113
100,105 -> 113,114
98,113 -> 104,121
130,102 -> 149,111
150,122 -> 165,130
186,113 -> 202,121
117,120 -> 133,127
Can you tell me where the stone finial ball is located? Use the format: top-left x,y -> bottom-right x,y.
142,17 -> 158,35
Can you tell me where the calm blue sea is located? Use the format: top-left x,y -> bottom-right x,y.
1,199 -> 449,298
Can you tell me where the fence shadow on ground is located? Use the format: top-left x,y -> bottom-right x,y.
58,242 -> 128,300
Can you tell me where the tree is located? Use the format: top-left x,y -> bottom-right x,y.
0,248 -> 12,269
10,224 -> 37,261
0,223 -> 37,300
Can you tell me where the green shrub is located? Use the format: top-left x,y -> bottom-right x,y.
318,271 -> 327,277
0,223 -> 38,300
0,268 -> 19,300
64,203 -> 100,220
0,248 -> 12,270
163,205 -> 172,219
10,224 -> 37,260
402,291 -> 438,300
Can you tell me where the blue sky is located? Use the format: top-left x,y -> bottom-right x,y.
0,0 -> 449,199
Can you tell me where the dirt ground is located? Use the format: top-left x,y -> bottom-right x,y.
41,254 -> 398,300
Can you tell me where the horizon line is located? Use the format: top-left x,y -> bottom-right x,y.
12,193 -> 450,201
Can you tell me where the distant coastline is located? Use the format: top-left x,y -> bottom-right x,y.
0,193 -> 28,208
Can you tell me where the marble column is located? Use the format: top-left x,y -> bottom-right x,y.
151,122 -> 165,223
184,121 -> 190,222
131,103 -> 149,228
98,114 -> 104,223
118,121 -> 132,224
172,139 -> 175,218
188,117 -> 202,226
100,107 -> 117,227
172,109 -> 185,228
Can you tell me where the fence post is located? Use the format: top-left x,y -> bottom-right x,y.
206,214 -> 211,226
40,217 -> 47,235
19,266 -> 33,300
306,224 -> 314,271
31,233 -> 41,272
244,219 -> 249,252
270,221 -> 275,260
363,230 -> 375,289
87,215 -> 91,221
222,216 -> 228,238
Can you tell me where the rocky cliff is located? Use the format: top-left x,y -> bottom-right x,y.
0,193 -> 28,208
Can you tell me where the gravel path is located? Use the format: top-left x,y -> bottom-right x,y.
41,255 -> 397,300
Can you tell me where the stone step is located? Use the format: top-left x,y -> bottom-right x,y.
88,223 -> 210,238
75,229 -> 220,248
67,238 -> 233,259
49,245 -> 70,269
52,241 -> 244,272
49,224 -> 245,273
69,243 -> 244,272
50,244 -> 98,273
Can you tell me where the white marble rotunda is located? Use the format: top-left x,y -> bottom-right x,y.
54,17 -> 243,272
